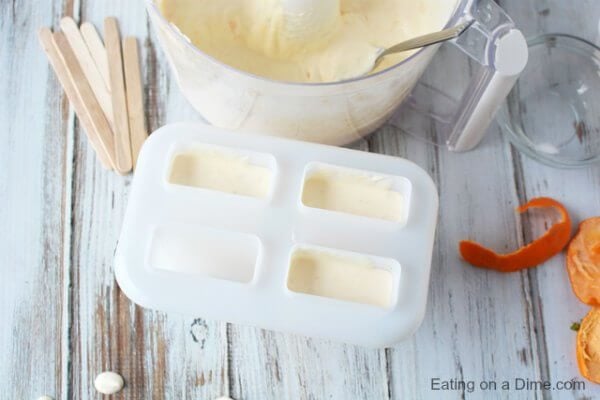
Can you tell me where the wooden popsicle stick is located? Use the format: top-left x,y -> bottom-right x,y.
38,28 -> 114,170
104,17 -> 132,175
123,37 -> 148,169
53,31 -> 117,169
60,17 -> 113,127
80,21 -> 111,89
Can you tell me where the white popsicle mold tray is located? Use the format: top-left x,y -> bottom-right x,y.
115,122 -> 439,348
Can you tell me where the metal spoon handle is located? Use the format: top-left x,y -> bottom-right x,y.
377,19 -> 475,61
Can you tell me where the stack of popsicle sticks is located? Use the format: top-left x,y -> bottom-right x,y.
38,17 -> 147,175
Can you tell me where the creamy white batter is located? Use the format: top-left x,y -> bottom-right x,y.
302,168 -> 405,222
158,0 -> 457,82
288,249 -> 394,308
169,148 -> 272,198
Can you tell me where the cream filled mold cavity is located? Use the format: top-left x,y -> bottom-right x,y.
168,146 -> 275,199
287,246 -> 398,308
301,163 -> 411,223
149,225 -> 259,283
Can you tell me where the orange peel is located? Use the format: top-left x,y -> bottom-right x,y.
577,308 -> 600,384
567,217 -> 600,306
460,197 -> 571,272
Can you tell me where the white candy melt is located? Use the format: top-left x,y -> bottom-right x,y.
94,371 -> 125,395
37,396 -> 54,400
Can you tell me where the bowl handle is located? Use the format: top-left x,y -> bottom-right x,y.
445,0 -> 528,152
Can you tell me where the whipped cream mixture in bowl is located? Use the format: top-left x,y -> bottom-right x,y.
148,0 -> 526,150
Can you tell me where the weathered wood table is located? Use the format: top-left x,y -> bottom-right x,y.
2,1 -> 600,399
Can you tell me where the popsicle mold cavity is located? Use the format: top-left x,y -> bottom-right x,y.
168,146 -> 275,199
287,246 -> 399,308
301,163 -> 411,224
149,224 -> 259,283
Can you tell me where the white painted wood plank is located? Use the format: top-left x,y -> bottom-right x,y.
0,1 -> 75,399
228,327 -> 389,399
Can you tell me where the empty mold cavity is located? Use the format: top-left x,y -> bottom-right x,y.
301,163 -> 411,223
168,145 -> 275,199
287,246 -> 398,308
149,225 -> 259,283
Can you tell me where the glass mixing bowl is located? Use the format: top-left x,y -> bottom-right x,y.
498,34 -> 600,168
148,0 -> 527,151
